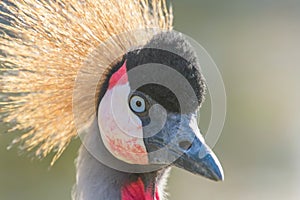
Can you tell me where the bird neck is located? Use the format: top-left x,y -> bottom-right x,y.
73,119 -> 170,200
74,145 -> 169,200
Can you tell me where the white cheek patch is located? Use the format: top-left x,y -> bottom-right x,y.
98,83 -> 148,164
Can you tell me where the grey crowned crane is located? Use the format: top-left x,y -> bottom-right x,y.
0,0 -> 224,200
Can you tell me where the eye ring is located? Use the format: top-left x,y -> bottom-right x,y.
129,95 -> 146,113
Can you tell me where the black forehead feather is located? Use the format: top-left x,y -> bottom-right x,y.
126,32 -> 206,112
98,31 -> 206,113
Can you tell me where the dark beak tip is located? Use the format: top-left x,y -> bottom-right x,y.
216,170 -> 225,182
201,154 -> 224,182
202,167 -> 224,182
209,169 -> 224,182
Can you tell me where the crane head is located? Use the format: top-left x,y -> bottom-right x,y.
95,31 -> 224,181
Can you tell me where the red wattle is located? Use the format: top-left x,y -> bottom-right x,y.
155,187 -> 160,200
108,61 -> 128,89
121,177 -> 158,200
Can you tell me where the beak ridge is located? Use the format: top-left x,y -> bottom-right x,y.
174,137 -> 224,181
199,152 -> 224,181
172,114 -> 224,181
144,113 -> 224,181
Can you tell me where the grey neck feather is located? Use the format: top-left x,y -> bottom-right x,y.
72,118 -> 170,200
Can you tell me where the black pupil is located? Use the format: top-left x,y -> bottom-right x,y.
136,100 -> 142,107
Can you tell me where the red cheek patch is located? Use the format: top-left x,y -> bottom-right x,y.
108,60 -> 128,89
106,136 -> 148,165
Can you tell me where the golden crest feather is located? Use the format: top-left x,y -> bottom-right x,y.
0,0 -> 173,164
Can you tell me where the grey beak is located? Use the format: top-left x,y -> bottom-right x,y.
173,135 -> 224,181
172,114 -> 224,181
144,113 -> 224,181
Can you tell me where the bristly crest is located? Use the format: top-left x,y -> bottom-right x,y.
0,0 -> 173,165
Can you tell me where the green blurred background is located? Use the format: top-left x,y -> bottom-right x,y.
1,0 -> 300,199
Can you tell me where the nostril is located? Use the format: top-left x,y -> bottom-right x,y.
179,140 -> 192,151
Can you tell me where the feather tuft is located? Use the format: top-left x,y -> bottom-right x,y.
0,0 -> 173,164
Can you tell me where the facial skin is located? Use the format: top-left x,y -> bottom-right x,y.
98,62 -> 149,165
98,57 -> 223,181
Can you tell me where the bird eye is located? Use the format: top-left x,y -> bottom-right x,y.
129,95 -> 146,113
